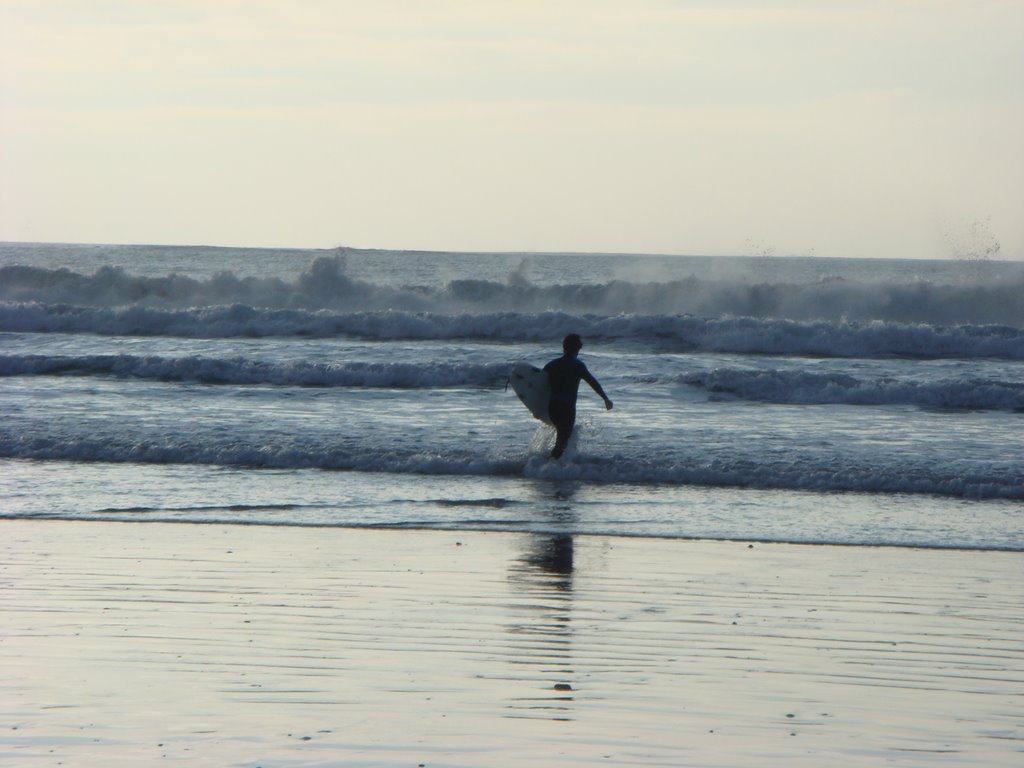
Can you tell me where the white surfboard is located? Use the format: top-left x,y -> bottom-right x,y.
509,362 -> 552,425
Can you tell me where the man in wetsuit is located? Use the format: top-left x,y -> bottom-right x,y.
544,334 -> 613,459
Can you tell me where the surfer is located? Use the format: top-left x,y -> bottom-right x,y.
544,334 -> 613,459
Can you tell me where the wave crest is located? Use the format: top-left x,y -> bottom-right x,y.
2,303 -> 1022,359
0,353 -> 510,388
682,368 -> 1024,410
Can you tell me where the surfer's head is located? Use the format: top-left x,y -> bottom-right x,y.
562,333 -> 583,355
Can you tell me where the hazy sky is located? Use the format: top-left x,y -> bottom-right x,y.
2,1 -> 1022,258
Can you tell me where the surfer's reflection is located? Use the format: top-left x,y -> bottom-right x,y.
504,487 -> 578,720
520,533 -> 574,587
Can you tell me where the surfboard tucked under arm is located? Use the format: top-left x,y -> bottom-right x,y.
509,362 -> 552,425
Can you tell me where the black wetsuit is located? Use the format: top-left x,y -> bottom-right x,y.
543,355 -> 592,459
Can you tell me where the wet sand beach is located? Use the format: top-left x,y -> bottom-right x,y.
2,520 -> 1022,766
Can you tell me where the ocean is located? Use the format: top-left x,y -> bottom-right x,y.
2,242 -> 1022,550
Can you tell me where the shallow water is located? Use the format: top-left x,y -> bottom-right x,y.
1,243 -> 1022,549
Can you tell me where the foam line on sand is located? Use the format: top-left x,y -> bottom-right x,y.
2,521 -> 1022,766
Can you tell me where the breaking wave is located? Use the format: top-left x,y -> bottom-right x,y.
0,353 -> 510,388
2,303 -> 1022,359
682,368 -> 1024,410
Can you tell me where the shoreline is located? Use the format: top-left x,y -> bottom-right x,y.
3,520 -> 1022,766
6,514 -> 1024,554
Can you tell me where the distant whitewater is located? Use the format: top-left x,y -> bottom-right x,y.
3,250 -> 1023,324
2,252 -> 1023,361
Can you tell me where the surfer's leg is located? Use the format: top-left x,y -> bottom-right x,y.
552,426 -> 569,458
549,402 -> 575,459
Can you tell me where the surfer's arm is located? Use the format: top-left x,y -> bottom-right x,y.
582,370 -> 613,410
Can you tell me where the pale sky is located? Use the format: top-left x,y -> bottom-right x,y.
2,0 -> 1022,259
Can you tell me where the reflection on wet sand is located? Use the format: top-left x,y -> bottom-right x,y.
505,533 -> 576,720
503,485 -> 579,720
